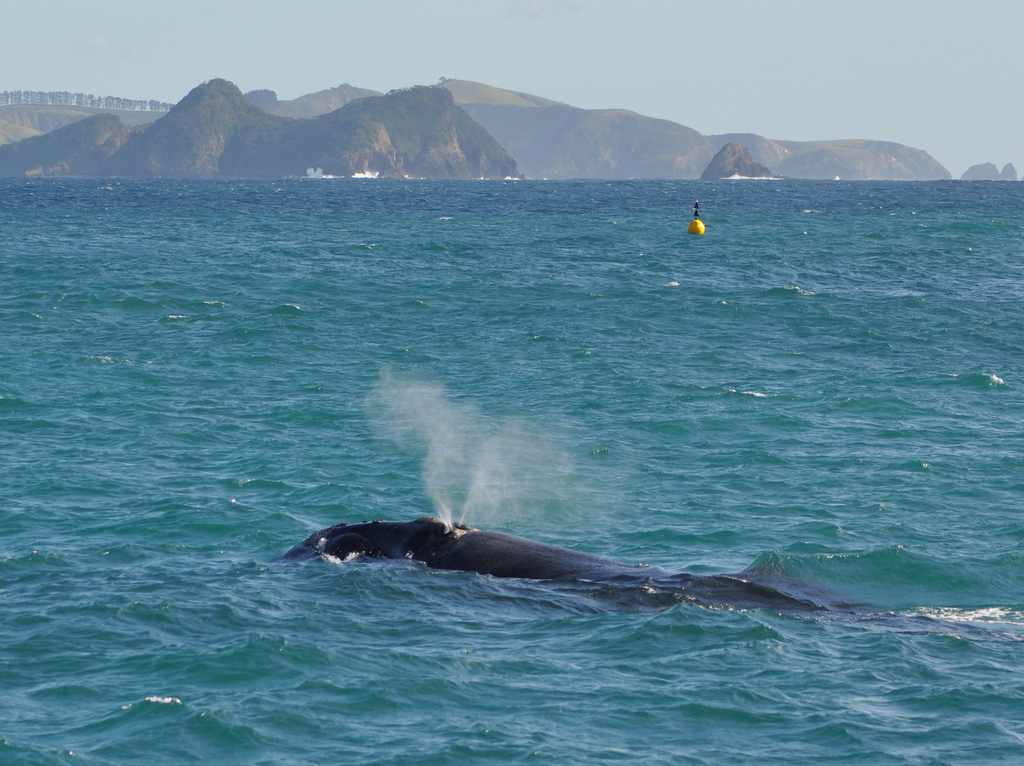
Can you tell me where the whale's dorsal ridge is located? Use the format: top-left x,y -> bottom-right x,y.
282,517 -> 830,614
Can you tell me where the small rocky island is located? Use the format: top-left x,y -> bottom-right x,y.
960,162 -> 1018,181
701,143 -> 775,180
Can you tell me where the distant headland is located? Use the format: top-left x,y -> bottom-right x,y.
0,77 -> 971,180
0,80 -> 518,179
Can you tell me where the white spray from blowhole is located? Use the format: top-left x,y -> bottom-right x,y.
365,371 -> 577,529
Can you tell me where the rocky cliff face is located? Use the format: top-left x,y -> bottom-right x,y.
701,143 -> 775,180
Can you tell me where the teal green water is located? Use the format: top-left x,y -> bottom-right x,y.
2,178 -> 1024,764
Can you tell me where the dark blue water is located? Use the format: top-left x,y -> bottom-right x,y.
2,178 -> 1024,764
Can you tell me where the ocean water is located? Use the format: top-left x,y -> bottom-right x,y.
2,177 -> 1023,764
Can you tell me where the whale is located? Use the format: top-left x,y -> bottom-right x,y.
282,516 -> 829,613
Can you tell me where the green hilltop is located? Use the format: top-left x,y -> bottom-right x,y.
105,78 -> 279,176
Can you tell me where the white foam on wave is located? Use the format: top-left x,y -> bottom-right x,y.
950,372 -> 1007,386
782,285 -> 816,296
87,355 -> 135,364
911,606 -> 1024,626
306,167 -> 338,179
729,388 -> 770,398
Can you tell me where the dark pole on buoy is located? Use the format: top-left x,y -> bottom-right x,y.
688,200 -> 705,235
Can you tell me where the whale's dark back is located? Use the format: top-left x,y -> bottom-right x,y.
279,517 -> 450,561
282,516 -> 649,580
426,529 -> 657,582
281,517 -> 830,613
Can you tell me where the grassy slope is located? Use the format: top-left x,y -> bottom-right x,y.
272,84 -> 384,119
440,79 -> 560,108
0,117 -> 41,145
0,105 -> 162,133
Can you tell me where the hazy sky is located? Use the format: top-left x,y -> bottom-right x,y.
4,0 -> 1021,176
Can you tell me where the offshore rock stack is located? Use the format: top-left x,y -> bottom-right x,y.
700,143 -> 775,180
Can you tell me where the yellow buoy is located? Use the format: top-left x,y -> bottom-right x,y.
688,200 -> 705,234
